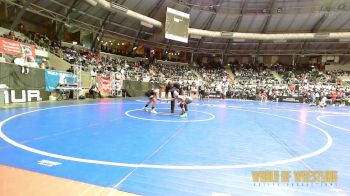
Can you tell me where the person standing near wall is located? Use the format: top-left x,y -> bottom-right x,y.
90,67 -> 97,86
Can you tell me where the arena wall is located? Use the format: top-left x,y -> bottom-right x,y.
0,63 -> 50,102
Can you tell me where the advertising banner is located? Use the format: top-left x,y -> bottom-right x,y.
0,37 -> 36,58
0,63 -> 50,103
44,69 -> 75,92
279,96 -> 304,103
98,76 -> 113,93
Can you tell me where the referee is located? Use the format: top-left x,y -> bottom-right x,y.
166,81 -> 188,113
165,81 -> 175,113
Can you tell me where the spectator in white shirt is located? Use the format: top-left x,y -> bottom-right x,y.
27,56 -> 39,68
0,53 -> 6,63
90,68 -> 97,85
14,53 -> 29,74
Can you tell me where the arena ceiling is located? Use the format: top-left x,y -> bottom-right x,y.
4,0 -> 350,55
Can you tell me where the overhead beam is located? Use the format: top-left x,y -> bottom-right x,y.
193,0 -> 222,62
132,0 -> 166,56
4,2 -> 9,19
298,1 -> 335,63
91,12 -> 112,51
10,0 -> 34,30
311,13 -> 329,33
194,12 -> 216,50
48,0 -> 149,36
223,0 -> 247,64
4,0 -> 140,45
299,14 -> 329,53
115,0 -> 143,26
255,0 -> 277,62
92,1 -> 137,51
195,0 -> 221,52
55,0 -> 80,39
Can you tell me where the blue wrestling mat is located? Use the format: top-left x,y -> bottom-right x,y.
0,99 -> 349,195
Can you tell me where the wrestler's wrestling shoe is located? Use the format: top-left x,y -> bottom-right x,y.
180,112 -> 187,117
151,109 -> 157,114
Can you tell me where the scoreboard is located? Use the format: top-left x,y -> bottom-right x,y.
165,7 -> 190,43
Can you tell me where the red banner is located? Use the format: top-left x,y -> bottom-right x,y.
98,77 -> 113,93
288,85 -> 295,91
0,37 -> 36,58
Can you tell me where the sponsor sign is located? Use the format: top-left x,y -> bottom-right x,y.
45,70 -> 75,92
99,77 -> 113,93
0,37 -> 36,58
3,90 -> 42,104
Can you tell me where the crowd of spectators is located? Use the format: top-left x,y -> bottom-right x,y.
226,83 -> 350,105
326,70 -> 350,77
1,30 -> 61,52
232,64 -> 278,86
1,28 -> 350,105
221,63 -> 350,106
62,46 -> 150,80
149,63 -> 197,83
1,31 -> 35,45
148,63 -> 200,96
190,65 -> 232,99
281,70 -> 336,85
1,31 -> 51,70
28,32 -> 61,52
197,66 -> 228,84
